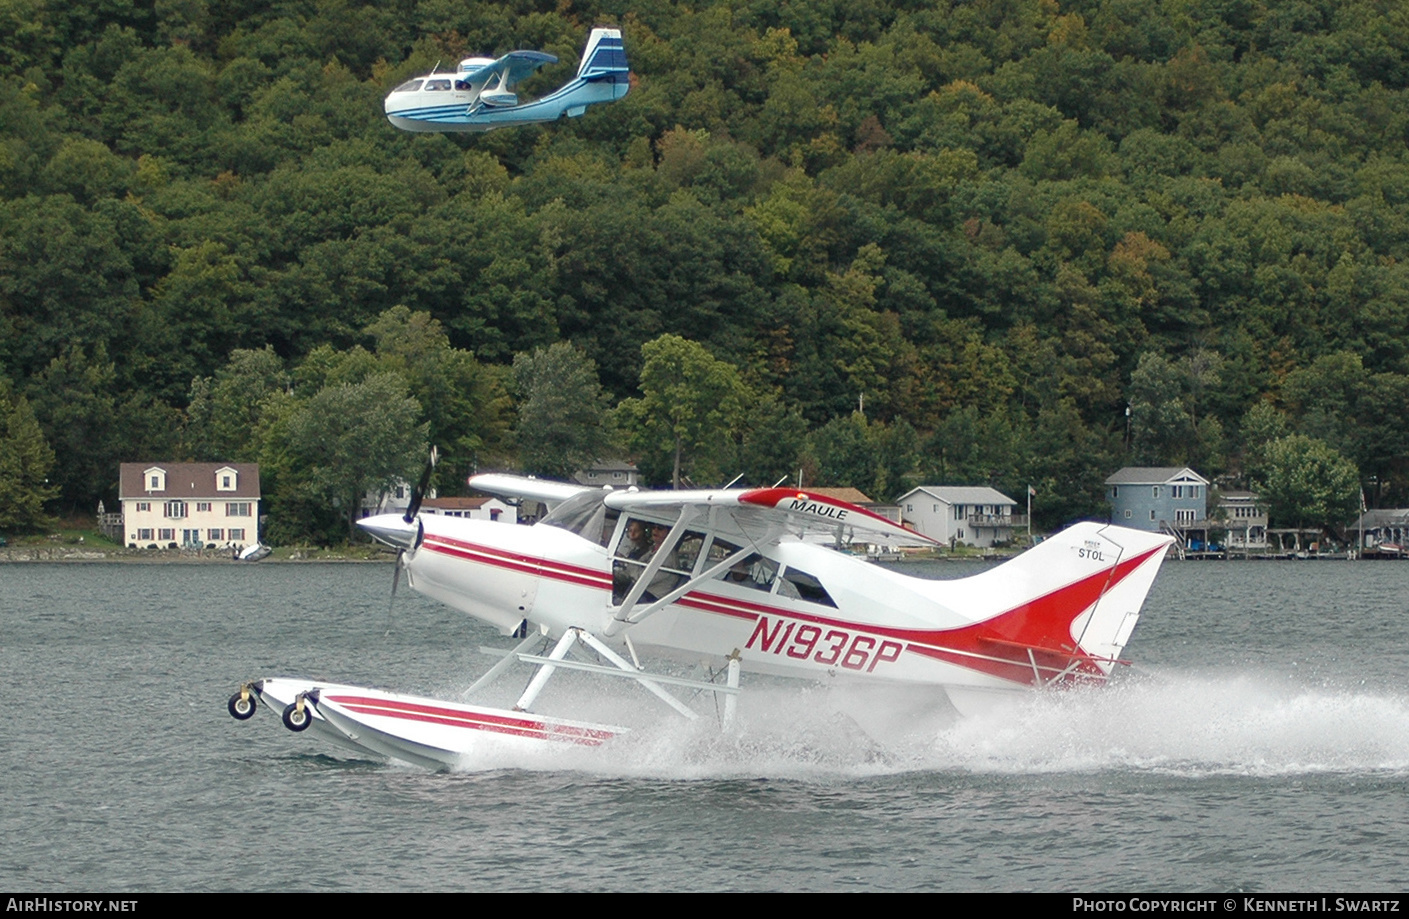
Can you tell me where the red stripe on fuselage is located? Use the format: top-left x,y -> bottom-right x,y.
422,534 -> 613,590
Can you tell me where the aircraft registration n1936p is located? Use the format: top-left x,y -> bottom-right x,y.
230,461 -> 1174,769
383,28 -> 629,133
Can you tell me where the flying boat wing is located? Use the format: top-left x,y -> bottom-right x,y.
469,50 -> 559,88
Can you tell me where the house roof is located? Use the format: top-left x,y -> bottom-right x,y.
1104,466 -> 1209,486
577,459 -> 638,473
799,486 -> 875,505
422,496 -> 496,510
897,485 -> 1016,506
120,462 -> 261,499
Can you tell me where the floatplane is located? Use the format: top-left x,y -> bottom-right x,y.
230,455 -> 1174,769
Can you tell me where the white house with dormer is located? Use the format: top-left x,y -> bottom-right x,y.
895,486 -> 1024,547
119,462 -> 261,549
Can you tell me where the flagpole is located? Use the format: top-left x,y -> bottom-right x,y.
1027,485 -> 1033,544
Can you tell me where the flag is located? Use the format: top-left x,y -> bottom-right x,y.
1028,485 -> 1037,497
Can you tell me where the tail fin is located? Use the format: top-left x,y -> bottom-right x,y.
577,28 -> 629,85
923,522 -> 1174,685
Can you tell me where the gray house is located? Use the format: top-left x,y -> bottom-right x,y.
1105,467 -> 1209,533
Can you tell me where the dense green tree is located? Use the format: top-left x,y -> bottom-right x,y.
186,346 -> 290,462
1257,434 -> 1360,531
0,378 -> 57,532
616,334 -> 749,488
263,372 -> 428,543
366,306 -> 510,488
511,342 -> 617,480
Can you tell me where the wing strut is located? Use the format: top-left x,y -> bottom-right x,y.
606,508 -> 757,637
508,628 -> 736,720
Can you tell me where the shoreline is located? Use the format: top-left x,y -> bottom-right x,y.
0,546 -> 392,563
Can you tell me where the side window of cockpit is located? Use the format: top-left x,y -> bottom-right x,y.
425,79 -> 452,91
393,79 -> 424,93
453,79 -> 472,91
716,551 -> 778,593
778,566 -> 836,607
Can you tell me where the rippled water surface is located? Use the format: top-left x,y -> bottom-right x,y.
3,558 -> 1407,891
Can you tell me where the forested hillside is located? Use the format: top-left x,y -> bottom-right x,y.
2,0 -> 1407,541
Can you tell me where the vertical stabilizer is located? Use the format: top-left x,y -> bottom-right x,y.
577,28 -> 630,85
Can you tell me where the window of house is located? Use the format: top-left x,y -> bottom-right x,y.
229,528 -> 245,541
1111,486 -> 1118,497
227,502 -> 251,517
136,502 -> 150,513
1152,486 -> 1160,498
1124,509 -> 1132,518
150,475 -> 160,489
489,508 -> 501,521
138,528 -> 153,540
196,502 -> 211,513
208,528 -> 223,540
165,501 -> 187,519
1150,510 -> 1156,520
1172,485 -> 1184,498
159,528 -> 175,541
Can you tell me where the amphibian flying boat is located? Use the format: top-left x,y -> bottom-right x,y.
384,28 -> 629,133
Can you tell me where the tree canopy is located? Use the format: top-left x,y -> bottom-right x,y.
5,0 -> 1409,538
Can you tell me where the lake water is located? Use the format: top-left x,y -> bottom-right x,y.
3,557 -> 1407,891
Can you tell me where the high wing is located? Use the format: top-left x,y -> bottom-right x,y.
465,50 -> 558,88
468,472 -> 590,511
603,486 -> 937,546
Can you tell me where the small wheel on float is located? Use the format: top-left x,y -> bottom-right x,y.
282,700 -> 312,732
228,690 -> 257,720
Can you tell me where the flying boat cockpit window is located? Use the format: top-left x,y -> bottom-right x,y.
540,490 -> 608,540
424,78 -> 453,91
393,79 -> 424,93
453,80 -> 472,91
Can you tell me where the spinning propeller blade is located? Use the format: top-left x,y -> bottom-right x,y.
404,445 -> 439,523
386,446 -> 437,627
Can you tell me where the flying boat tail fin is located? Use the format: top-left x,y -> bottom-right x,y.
577,27 -> 629,85
934,522 -> 1174,685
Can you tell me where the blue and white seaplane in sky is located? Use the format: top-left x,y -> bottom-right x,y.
230,456 -> 1174,770
383,27 -> 629,133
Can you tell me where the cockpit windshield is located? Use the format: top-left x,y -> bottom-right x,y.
540,490 -> 611,541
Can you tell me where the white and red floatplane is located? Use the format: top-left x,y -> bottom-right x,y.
231,465 -> 1174,769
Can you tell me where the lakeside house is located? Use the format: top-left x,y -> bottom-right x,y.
119,462 -> 261,549
573,459 -> 640,488
1217,490 -> 1269,551
1347,508 -> 1409,553
895,485 -> 1023,547
421,495 -> 517,523
1105,467 -> 1209,533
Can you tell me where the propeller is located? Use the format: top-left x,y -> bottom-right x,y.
404,445 -> 439,522
387,446 -> 438,628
